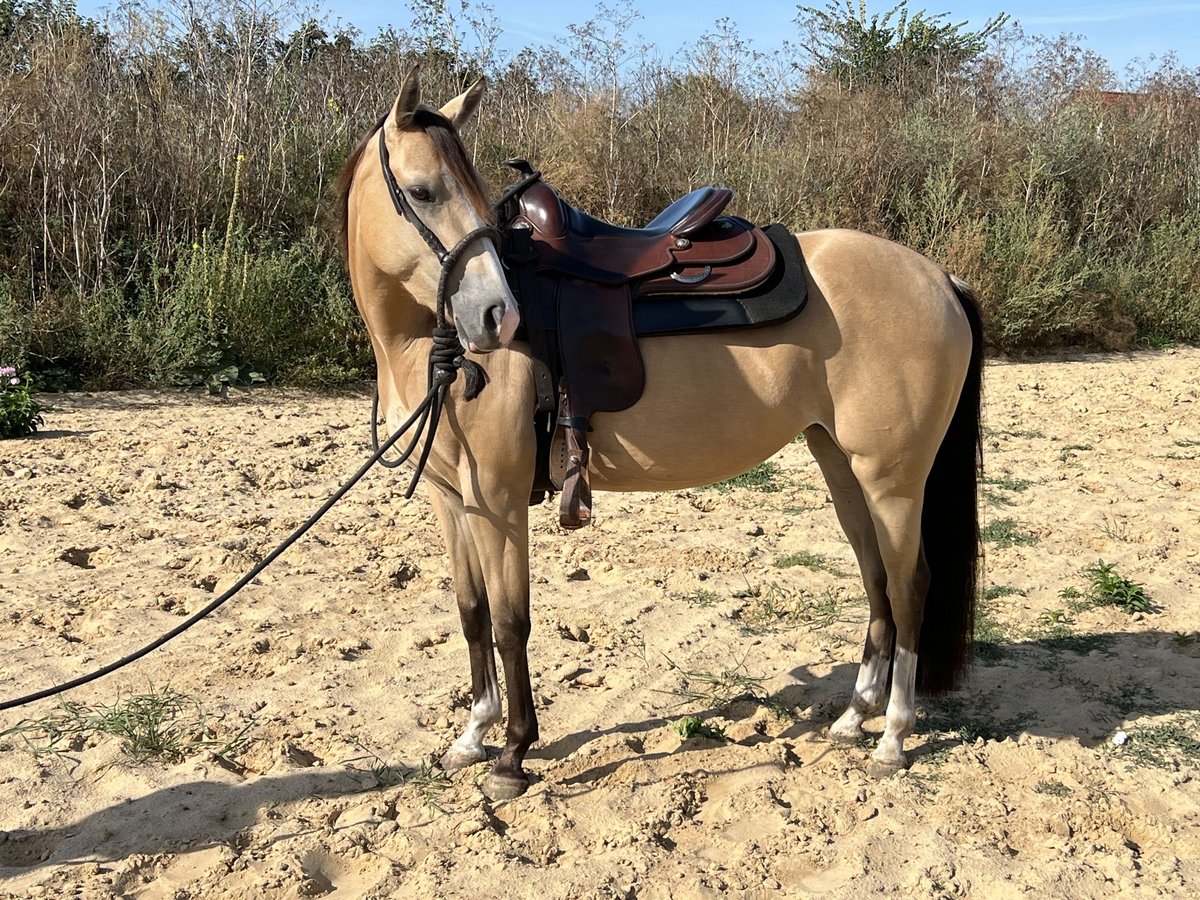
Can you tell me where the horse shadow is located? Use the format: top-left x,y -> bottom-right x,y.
0,767 -> 372,873
532,627 -> 1200,779
904,628 -> 1200,760
3,629 -> 1196,872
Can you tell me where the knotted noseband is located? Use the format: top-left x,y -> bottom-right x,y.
371,123 -> 502,494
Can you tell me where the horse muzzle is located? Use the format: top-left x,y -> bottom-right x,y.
466,297 -> 520,353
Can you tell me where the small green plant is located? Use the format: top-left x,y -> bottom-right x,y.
1058,443 -> 1094,462
672,588 -> 721,607
984,474 -> 1032,493
343,742 -> 452,810
736,582 -> 847,633
1034,779 -> 1070,796
774,550 -> 846,576
985,428 -> 1047,440
672,715 -> 729,742
981,518 -> 1038,548
658,652 -> 768,709
711,461 -> 785,493
957,721 -> 984,743
973,591 -> 1013,662
986,490 -> 1016,508
764,696 -> 798,722
0,365 -> 44,438
1100,515 -> 1133,542
1082,560 -> 1152,613
1114,715 -> 1200,770
405,760 -> 453,808
985,474 -> 1032,507
981,584 -> 1021,601
171,320 -> 266,397
924,699 -> 1034,745
1,686 -> 253,765
1037,609 -> 1075,629
1031,607 -> 1081,645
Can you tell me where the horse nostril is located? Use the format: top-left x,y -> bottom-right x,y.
487,303 -> 505,333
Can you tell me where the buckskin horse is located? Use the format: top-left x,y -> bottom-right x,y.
337,69 -> 982,800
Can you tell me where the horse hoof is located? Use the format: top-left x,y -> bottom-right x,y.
827,726 -> 864,746
483,772 -> 529,801
440,746 -> 488,773
867,756 -> 908,780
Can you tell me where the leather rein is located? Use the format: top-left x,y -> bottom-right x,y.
369,123 -> 500,496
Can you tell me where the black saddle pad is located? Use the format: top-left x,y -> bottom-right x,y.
631,223 -> 808,336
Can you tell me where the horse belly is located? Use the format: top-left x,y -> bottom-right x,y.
586,329 -> 820,492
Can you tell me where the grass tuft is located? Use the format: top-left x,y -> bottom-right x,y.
1034,779 -> 1071,796
1114,714 -> 1200,770
658,652 -> 769,710
671,588 -> 722,608
981,584 -> 1022,601
672,715 -> 729,742
710,461 -> 786,493
973,596 -> 1011,662
980,518 -> 1038,548
734,582 -> 849,633
984,474 -> 1033,492
343,742 -> 452,810
1,686 -> 253,766
773,550 -> 847,576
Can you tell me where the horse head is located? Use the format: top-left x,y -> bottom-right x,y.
342,67 -> 518,356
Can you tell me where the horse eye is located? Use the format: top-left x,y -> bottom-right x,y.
407,185 -> 433,203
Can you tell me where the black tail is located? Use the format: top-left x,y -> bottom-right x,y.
916,276 -> 984,695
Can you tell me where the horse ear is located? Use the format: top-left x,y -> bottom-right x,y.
391,65 -> 422,129
439,77 -> 486,130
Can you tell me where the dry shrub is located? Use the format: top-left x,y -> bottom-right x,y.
1,0 -> 1198,385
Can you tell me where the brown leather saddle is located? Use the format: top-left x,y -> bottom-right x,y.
498,161 -> 808,529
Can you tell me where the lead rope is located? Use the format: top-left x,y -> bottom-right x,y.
0,128 -> 500,713
0,385 -> 441,712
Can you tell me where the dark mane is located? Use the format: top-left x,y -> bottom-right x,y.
335,108 -> 492,260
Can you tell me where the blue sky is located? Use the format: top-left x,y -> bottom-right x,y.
76,2 -> 1200,75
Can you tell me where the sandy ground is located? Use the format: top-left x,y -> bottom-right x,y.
1,349 -> 1198,899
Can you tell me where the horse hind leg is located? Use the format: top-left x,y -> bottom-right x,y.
804,426 -> 894,744
429,486 -> 502,772
853,465 -> 931,773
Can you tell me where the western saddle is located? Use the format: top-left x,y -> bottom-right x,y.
498,161 -> 806,529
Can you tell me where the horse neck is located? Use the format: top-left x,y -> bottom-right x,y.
366,279 -> 440,417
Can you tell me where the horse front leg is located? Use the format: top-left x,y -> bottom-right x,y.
465,498 -> 537,800
429,486 -> 502,772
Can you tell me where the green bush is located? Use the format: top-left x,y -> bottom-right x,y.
0,366 -> 44,438
1124,210 -> 1200,345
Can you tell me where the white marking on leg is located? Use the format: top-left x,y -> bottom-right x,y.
873,645 -> 918,768
447,682 -> 501,765
831,636 -> 892,740
855,648 -> 891,712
